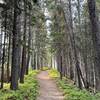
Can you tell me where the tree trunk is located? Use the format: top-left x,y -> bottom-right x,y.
26,8 -> 32,75
10,0 -> 20,90
20,0 -> 27,83
88,0 -> 100,91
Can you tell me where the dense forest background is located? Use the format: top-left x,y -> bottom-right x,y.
0,0 -> 100,94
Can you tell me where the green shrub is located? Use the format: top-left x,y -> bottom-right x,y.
42,67 -> 50,71
58,79 -> 100,100
48,69 -> 60,78
0,70 -> 39,100
48,69 -> 100,100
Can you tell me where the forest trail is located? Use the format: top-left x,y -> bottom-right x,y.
37,71 -> 64,100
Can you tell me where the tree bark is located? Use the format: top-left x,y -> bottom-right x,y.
20,0 -> 27,83
88,0 -> 100,91
10,0 -> 20,90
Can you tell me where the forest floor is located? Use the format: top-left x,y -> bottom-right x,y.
37,71 -> 64,100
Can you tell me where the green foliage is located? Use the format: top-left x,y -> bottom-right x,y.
48,69 -> 60,78
0,70 -> 39,100
48,69 -> 100,100
58,79 -> 100,100
42,67 -> 50,71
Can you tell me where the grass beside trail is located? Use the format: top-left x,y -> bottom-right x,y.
0,70 -> 39,100
48,69 -> 100,100
48,69 -> 60,78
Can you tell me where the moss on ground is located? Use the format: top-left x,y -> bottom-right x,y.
0,70 -> 39,100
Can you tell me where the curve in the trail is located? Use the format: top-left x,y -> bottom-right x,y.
37,71 -> 64,100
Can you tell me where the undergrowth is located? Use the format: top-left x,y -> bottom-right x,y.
42,67 -> 50,71
48,69 -> 60,78
0,70 -> 39,100
49,69 -> 100,100
58,79 -> 100,100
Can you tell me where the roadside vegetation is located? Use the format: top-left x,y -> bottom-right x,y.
48,69 -> 100,100
0,70 -> 39,100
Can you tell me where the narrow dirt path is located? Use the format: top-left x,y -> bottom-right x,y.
37,71 -> 64,100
